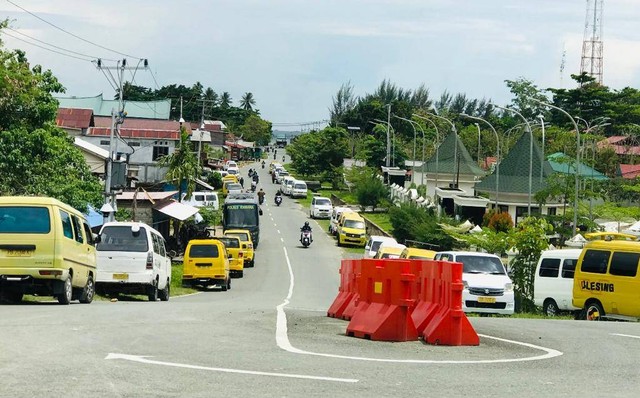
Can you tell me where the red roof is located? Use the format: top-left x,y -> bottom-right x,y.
89,128 -> 180,140
56,108 -> 94,129
618,164 -> 640,179
88,116 -> 191,140
598,136 -> 640,156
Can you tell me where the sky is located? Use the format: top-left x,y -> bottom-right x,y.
1,0 -> 639,131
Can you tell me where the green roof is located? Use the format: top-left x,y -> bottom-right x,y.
547,152 -> 608,180
476,131 -> 553,194
416,131 -> 486,177
56,94 -> 171,120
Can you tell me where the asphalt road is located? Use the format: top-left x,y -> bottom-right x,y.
2,159 -> 640,397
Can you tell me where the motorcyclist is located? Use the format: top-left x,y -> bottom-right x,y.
250,180 -> 257,192
261,160 -> 265,169
300,221 -> 313,243
257,188 -> 265,204
274,190 -> 283,205
282,155 -> 285,162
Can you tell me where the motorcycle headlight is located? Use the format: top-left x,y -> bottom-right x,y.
504,283 -> 513,292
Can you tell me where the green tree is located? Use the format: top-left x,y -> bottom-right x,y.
330,82 -> 357,125
504,77 -> 550,120
287,127 -> 348,188
238,114 -> 272,146
239,92 -> 256,111
157,128 -> 200,202
220,92 -> 232,109
388,203 -> 457,250
355,172 -> 388,212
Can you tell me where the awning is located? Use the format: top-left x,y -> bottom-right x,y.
453,195 -> 489,208
195,178 -> 215,191
435,187 -> 467,199
154,201 -> 199,221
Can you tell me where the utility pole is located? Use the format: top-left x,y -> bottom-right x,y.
386,104 -> 391,167
96,58 -> 148,223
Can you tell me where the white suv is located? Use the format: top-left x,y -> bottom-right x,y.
310,196 -> 333,219
434,251 -> 514,315
96,222 -> 172,301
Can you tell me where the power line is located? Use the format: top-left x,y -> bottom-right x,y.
5,26 -> 118,61
0,30 -> 93,62
5,0 -> 143,59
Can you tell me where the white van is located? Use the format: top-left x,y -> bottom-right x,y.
96,222 -> 171,302
290,180 -> 308,198
364,236 -> 398,259
181,191 -> 219,210
280,176 -> 294,195
534,249 -> 581,316
434,251 -> 514,315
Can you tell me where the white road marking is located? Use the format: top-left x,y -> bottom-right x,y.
105,353 -> 357,383
280,237 -> 284,242
612,333 -> 640,340
275,246 -> 563,364
171,292 -> 203,299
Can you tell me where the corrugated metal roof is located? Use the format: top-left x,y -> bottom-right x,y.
56,94 -> 171,120
618,164 -> 640,179
117,191 -> 178,201
416,131 -> 486,177
56,108 -> 94,129
547,152 -> 607,180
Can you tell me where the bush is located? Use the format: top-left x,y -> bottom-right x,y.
488,212 -> 514,232
388,203 -> 458,250
207,172 -> 223,190
355,173 -> 388,211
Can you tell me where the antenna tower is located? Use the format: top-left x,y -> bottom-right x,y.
579,0 -> 604,84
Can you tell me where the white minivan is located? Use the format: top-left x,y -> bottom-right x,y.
96,222 -> 171,302
181,191 -> 219,210
290,180 -> 308,199
434,251 -> 514,315
534,249 -> 582,316
364,235 -> 398,259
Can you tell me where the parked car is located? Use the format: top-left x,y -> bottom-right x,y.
181,191 -> 219,210
329,207 -> 354,236
337,212 -> 367,247
310,196 -> 333,219
364,235 -> 398,258
534,249 -> 582,316
434,251 -> 514,315
280,176 -> 295,195
374,243 -> 407,259
213,236 -> 244,278
96,221 -> 171,301
224,160 -> 238,171
400,247 -> 437,260
0,196 -> 97,305
224,229 -> 255,267
275,170 -> 290,184
182,239 -> 231,291
290,180 -> 308,199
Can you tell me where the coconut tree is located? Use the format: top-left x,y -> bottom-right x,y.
220,92 -> 232,109
240,92 -> 256,111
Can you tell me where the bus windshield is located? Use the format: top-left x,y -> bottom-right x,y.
224,205 -> 258,228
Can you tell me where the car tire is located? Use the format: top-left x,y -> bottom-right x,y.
159,280 -> 170,302
147,282 -> 159,302
584,301 -> 604,321
221,280 -> 228,292
543,299 -> 559,317
57,275 -> 73,305
227,277 -> 231,290
79,275 -> 95,304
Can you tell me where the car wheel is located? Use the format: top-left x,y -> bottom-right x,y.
227,277 -> 231,290
159,280 -> 170,302
57,275 -> 73,305
221,280 -> 228,292
147,282 -> 159,302
584,301 -> 604,321
79,275 -> 95,304
543,299 -> 559,317
239,271 -> 244,278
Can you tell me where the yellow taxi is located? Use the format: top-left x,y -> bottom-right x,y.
182,239 -> 231,291
214,236 -> 244,278
374,244 -> 407,259
573,240 -> 640,321
224,229 -> 255,267
400,247 -> 437,260
337,212 -> 367,247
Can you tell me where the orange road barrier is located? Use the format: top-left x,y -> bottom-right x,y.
416,261 -> 479,346
346,259 -> 419,341
327,260 -> 356,319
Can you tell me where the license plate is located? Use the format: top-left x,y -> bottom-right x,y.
113,273 -> 129,280
6,250 -> 33,257
477,296 -> 496,303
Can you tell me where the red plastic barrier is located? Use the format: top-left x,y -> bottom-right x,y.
420,261 -> 479,346
346,259 -> 418,341
327,260 -> 355,319
411,260 -> 443,333
340,260 -> 362,320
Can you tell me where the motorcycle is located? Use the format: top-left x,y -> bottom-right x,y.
251,182 -> 257,192
300,230 -> 312,248
261,162 -> 265,169
274,195 -> 282,206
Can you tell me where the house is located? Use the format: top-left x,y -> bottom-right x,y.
618,164 -> 640,179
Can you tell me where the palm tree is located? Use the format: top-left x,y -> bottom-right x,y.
157,127 -> 200,203
220,92 -> 232,109
240,92 -> 256,111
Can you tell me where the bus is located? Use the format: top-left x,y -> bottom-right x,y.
275,134 -> 287,148
222,193 -> 262,247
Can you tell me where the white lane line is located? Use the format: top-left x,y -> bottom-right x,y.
612,333 -> 640,340
170,292 -> 203,299
280,237 -> 284,242
275,246 -> 563,364
105,353 -> 357,383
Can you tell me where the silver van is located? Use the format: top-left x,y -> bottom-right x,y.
96,222 -> 171,301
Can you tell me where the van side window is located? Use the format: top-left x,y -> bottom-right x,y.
581,250 -> 610,274
539,259 -> 560,278
83,222 -> 94,245
561,259 -> 576,278
152,234 -> 161,254
609,252 -> 640,277
158,237 -> 167,257
59,210 -> 74,240
71,216 -> 85,243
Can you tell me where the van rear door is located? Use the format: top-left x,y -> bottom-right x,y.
0,205 -> 55,271
96,225 -> 151,283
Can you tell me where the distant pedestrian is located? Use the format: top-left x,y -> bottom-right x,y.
239,176 -> 244,188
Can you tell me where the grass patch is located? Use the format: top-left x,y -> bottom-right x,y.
170,263 -> 198,296
362,212 -> 393,234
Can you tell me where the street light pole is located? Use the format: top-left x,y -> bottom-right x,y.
393,115 -> 423,186
461,114 -> 500,210
413,114 -> 441,191
529,98 -> 581,236
492,104 -> 533,216
415,113 -> 458,187
538,115 -> 545,185
475,123 -> 481,166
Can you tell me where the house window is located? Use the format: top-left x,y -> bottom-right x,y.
153,144 -> 169,161
128,141 -> 141,147
100,140 -> 110,146
547,208 -> 557,216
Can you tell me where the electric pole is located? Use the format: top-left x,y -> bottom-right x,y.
95,58 -> 148,222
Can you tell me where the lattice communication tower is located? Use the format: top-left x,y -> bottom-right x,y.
580,0 -> 604,84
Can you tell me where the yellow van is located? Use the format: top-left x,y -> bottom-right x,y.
214,236 -> 244,278
222,174 -> 239,184
400,247 -> 437,260
374,244 -> 407,259
0,196 -> 97,304
224,229 -> 255,267
182,239 -> 231,291
337,213 -> 367,247
573,240 -> 640,321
